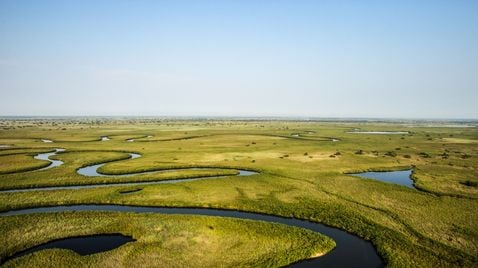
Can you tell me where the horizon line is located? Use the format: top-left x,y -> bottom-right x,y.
0,115 -> 477,122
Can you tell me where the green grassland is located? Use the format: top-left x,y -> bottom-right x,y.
0,119 -> 477,267
1,212 -> 333,267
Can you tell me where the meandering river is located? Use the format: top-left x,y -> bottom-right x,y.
0,149 -> 384,267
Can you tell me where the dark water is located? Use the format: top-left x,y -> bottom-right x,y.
0,205 -> 384,268
351,170 -> 415,189
3,234 -> 134,264
5,151 -> 385,266
119,188 -> 142,194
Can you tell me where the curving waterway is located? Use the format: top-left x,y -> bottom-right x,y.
33,149 -> 65,171
0,150 -> 257,193
0,205 -> 384,267
0,149 -> 385,267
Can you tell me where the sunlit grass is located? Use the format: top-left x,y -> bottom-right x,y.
0,119 -> 476,267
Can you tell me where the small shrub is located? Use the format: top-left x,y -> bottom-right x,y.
419,152 -> 431,158
385,151 -> 397,157
460,180 -> 477,187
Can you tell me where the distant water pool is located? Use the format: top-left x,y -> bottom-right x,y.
351,170 -> 415,189
347,131 -> 409,135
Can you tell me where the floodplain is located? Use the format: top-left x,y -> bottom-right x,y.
0,118 -> 477,267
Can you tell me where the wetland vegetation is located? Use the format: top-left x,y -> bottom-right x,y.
0,118 -> 477,267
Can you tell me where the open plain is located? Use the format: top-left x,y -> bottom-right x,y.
0,119 -> 476,267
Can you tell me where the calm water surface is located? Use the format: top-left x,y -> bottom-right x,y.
0,205 -> 384,268
3,234 -> 134,264
351,170 -> 415,189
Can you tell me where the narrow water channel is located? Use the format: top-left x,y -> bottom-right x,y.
0,205 -> 384,267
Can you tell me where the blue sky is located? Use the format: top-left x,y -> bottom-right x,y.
1,0 -> 477,118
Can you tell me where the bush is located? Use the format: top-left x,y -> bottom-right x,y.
419,152 -> 431,158
460,180 -> 477,187
385,151 -> 397,157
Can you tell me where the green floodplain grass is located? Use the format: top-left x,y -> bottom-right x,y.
1,212 -> 334,267
0,119 -> 477,267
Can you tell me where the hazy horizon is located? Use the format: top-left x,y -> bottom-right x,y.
1,1 -> 477,119
1,115 -> 477,122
